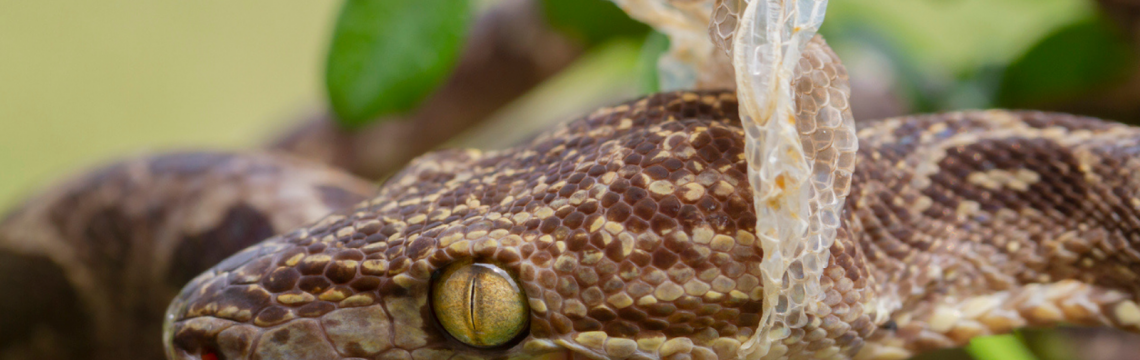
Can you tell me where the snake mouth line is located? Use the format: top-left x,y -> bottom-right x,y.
165,314 -> 602,360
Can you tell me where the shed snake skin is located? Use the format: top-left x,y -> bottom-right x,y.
2,1 -> 1140,360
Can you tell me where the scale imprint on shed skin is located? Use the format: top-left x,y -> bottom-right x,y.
162,90 -> 1140,360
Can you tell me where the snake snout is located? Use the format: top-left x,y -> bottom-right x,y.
161,229 -> 448,360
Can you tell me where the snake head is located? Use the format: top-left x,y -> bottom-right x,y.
162,213 -> 573,360
163,92 -> 780,360
163,212 -> 551,360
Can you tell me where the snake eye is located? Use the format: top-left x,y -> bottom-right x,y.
431,260 -> 529,348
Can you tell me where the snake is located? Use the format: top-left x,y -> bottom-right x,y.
3,1 -> 1140,360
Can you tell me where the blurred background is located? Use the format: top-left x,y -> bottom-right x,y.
2,0 -> 1140,359
0,1 -> 338,208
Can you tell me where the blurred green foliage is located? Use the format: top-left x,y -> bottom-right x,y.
326,0 -> 471,127
541,0 -> 665,95
540,0 -> 650,47
324,0 -> 1125,130
825,0 -> 1091,75
998,17 -> 1137,107
966,334 -> 1039,360
325,0 -> 655,128
636,31 -> 670,94
823,0 -> 1098,112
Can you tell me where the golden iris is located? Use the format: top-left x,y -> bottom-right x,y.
431,260 -> 529,348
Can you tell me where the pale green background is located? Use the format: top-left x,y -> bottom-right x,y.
0,1 -> 338,208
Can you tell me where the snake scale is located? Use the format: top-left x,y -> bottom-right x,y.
4,2 -> 1140,360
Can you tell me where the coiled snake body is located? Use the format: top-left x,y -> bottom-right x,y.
7,89 -> 1140,359
4,5 -> 1140,360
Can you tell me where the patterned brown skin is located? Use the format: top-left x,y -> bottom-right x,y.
0,152 -> 376,360
160,92 -> 1140,360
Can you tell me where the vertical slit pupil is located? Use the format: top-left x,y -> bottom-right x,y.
468,268 -> 478,333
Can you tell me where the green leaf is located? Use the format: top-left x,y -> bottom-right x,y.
966,334 -> 1040,360
326,0 -> 472,127
997,16 -> 1136,107
540,0 -> 650,47
636,31 -> 669,94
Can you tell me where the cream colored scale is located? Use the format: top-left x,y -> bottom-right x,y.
609,1 -> 857,358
